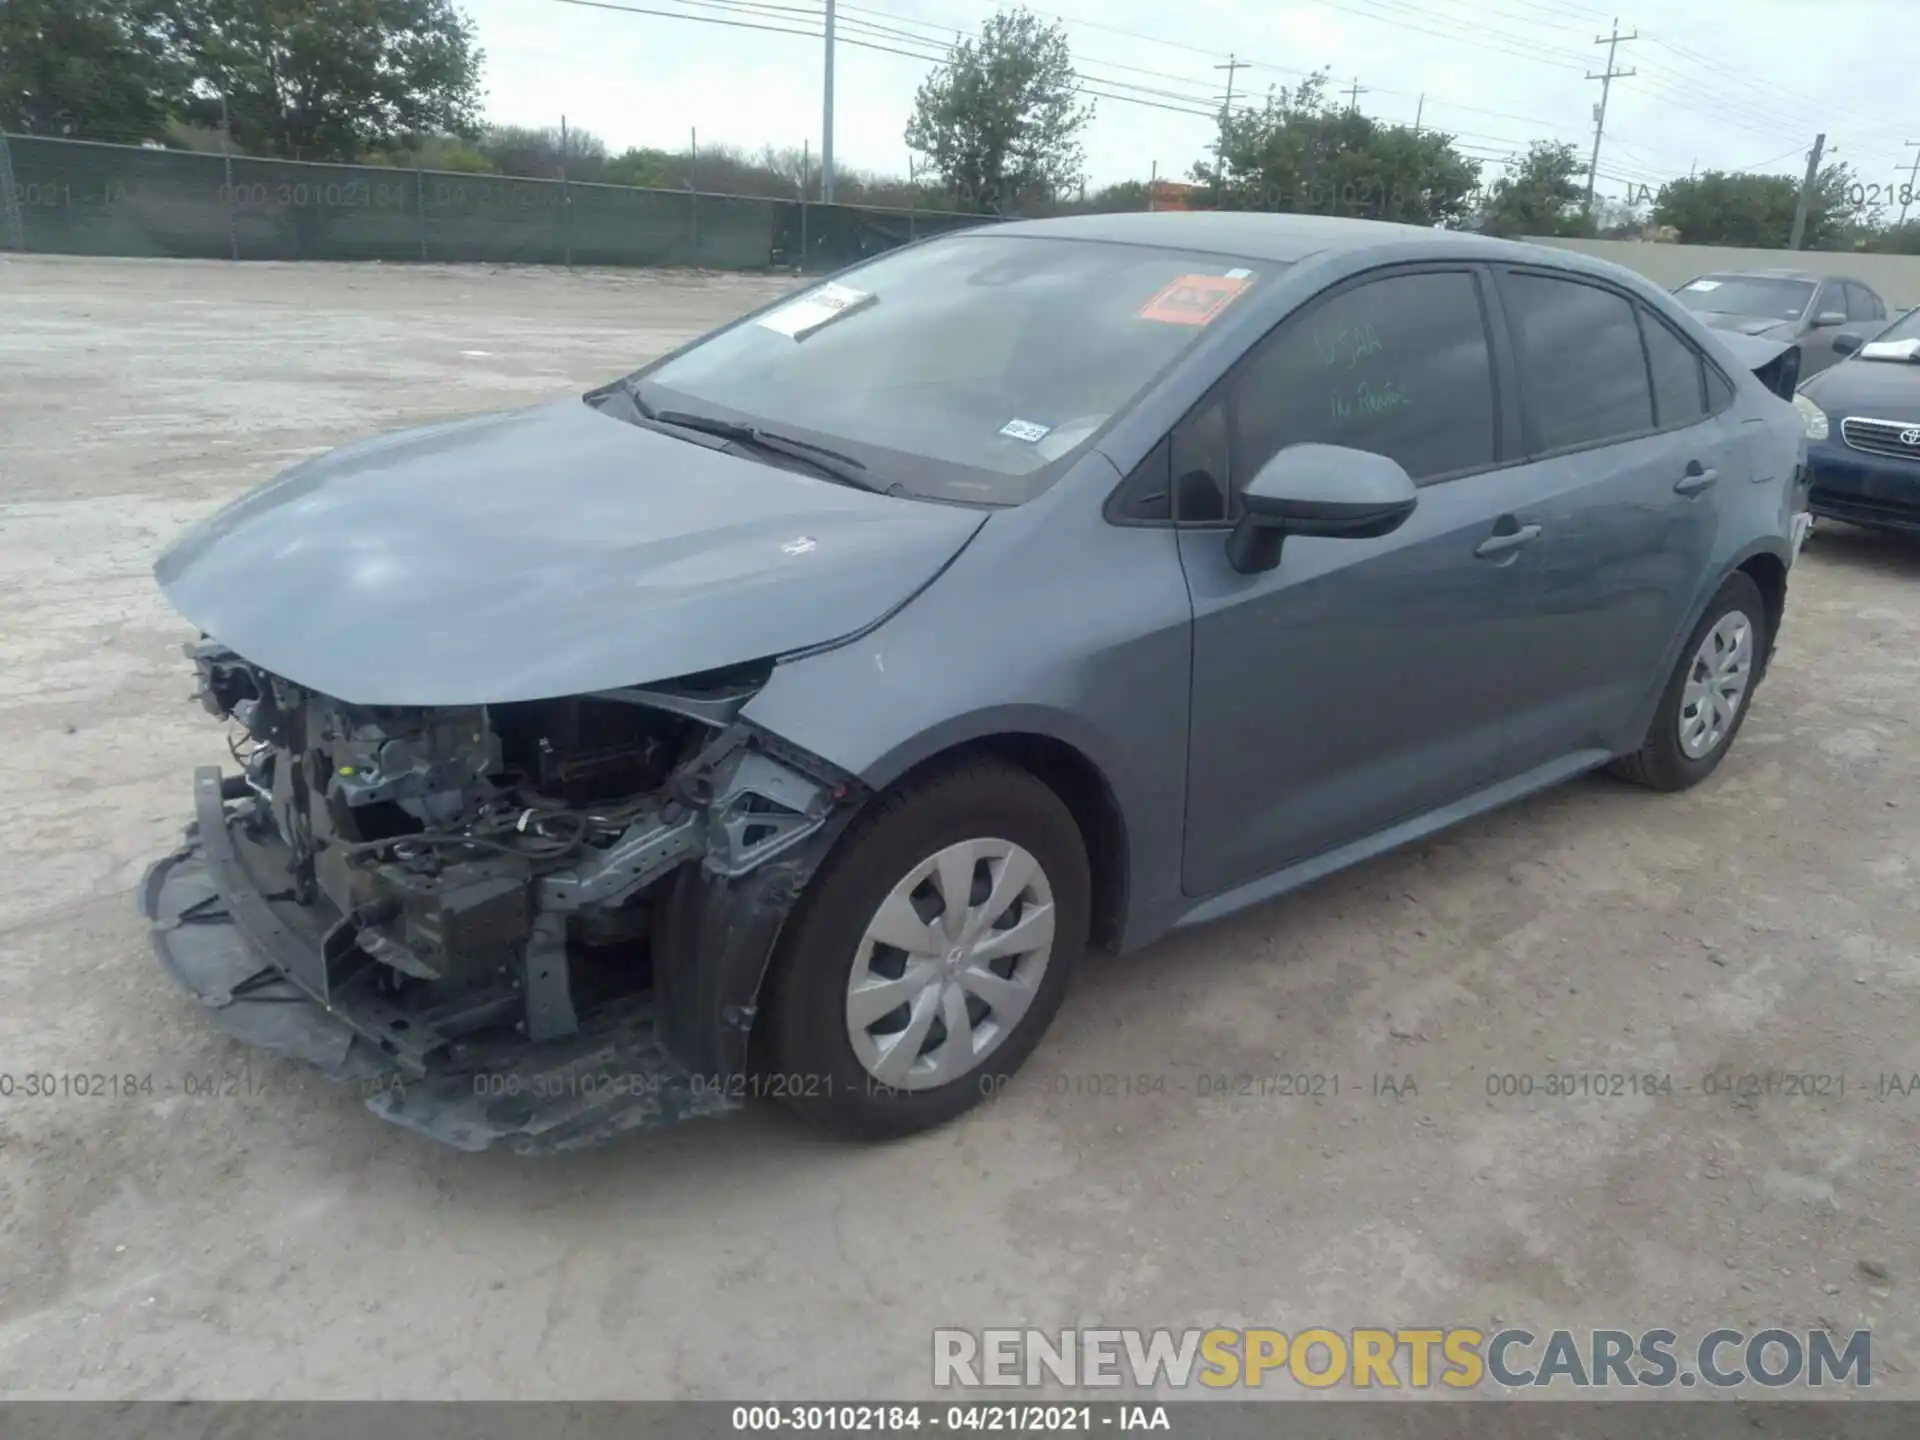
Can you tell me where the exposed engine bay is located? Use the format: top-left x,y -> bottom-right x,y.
142,638 -> 863,1150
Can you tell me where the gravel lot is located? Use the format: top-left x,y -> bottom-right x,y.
1,254 -> 1917,1401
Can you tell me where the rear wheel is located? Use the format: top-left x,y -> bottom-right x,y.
760,758 -> 1089,1139
1609,572 -> 1766,792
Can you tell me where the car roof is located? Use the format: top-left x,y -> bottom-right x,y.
1697,268 -> 1824,282
982,210 -> 1541,265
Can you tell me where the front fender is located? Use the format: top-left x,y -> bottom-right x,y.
739,487 -> 1197,952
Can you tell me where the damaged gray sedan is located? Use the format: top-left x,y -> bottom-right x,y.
143,213 -> 1807,1151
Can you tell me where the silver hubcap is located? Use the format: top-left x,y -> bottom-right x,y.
845,838 -> 1055,1092
1677,611 -> 1753,759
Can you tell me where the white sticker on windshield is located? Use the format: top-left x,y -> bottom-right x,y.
999,418 -> 1053,443
1225,267 -> 1253,280
1685,279 -> 1722,292
757,281 -> 875,339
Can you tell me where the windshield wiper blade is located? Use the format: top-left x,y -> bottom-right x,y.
638,400 -> 878,492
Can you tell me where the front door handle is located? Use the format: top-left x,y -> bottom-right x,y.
1475,523 -> 1542,558
1675,465 -> 1719,497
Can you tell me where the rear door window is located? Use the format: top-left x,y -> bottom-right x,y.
1502,271 -> 1655,453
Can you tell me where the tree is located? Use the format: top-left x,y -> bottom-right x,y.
478,123 -> 608,180
364,132 -> 494,172
1863,220 -> 1920,256
1592,195 -> 1649,239
602,146 -> 676,190
1475,140 -> 1591,237
0,0 -> 184,142
1653,163 -> 1864,249
905,6 -> 1093,214
166,0 -> 483,161
1190,71 -> 1480,228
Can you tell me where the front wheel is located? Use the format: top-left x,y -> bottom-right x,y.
759,758 -> 1090,1139
1609,572 -> 1767,792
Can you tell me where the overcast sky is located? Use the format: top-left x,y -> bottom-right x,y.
461,0 -> 1918,210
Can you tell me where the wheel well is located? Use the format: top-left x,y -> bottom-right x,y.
886,735 -> 1129,953
1738,552 -> 1787,678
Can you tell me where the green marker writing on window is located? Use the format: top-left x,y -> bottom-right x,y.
1329,379 -> 1410,421
1314,320 -> 1385,371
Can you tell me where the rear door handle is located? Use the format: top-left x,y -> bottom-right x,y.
1675,466 -> 1719,497
1475,523 -> 1541,558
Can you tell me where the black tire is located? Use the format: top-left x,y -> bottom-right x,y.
759,757 -> 1090,1140
1609,571 -> 1768,792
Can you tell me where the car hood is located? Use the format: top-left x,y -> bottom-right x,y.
155,399 -> 988,706
1693,312 -> 1796,337
1801,358 -> 1920,421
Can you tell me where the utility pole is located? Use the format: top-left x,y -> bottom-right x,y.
1211,53 -> 1247,200
1789,132 -> 1826,250
218,89 -> 239,262
1214,52 -> 1247,117
1584,17 -> 1637,214
0,129 -> 23,253
1412,93 -> 1424,137
1213,54 -> 1247,145
1345,76 -> 1369,113
821,0 -> 837,203
559,113 -> 573,268
1900,139 -> 1920,229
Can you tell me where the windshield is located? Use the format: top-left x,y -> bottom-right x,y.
1674,275 -> 1815,321
630,233 -> 1281,505
1867,306 -> 1920,346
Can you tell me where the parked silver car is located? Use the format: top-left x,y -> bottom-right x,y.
1674,268 -> 1892,376
142,213 -> 1811,1151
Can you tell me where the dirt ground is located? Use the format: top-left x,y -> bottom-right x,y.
1,254 -> 1917,1401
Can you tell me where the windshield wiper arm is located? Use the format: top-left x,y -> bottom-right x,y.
632,395 -> 878,492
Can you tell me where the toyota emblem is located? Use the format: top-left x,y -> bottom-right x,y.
1902,426 -> 1920,447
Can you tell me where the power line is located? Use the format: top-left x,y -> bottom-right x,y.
1726,143 -> 1818,175
540,0 -> 1241,124
1642,34 -> 1896,139
839,0 -> 1895,168
544,0 -> 1868,197
547,0 -> 816,40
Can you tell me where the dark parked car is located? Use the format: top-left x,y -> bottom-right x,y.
1796,305 -> 1920,534
142,213 -> 1810,1151
1674,269 -> 1892,376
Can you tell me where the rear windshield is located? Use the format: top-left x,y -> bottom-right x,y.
630,233 -> 1282,506
1674,275 -> 1814,321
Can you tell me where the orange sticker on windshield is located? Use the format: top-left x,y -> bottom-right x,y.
1137,273 -> 1250,326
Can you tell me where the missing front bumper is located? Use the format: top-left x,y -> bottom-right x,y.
138,767 -> 741,1152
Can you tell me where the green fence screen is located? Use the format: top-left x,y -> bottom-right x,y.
0,134 -> 995,272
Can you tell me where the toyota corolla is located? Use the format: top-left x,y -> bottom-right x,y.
141,213 -> 1810,1151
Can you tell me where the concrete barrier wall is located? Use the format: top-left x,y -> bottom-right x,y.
1519,237 -> 1920,309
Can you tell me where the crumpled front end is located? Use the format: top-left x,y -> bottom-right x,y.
140,639 -> 865,1152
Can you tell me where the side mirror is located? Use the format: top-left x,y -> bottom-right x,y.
1226,443 -> 1418,575
1832,331 -> 1865,357
1814,311 -> 1848,328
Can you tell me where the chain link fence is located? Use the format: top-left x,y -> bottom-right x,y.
0,134 -> 993,272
